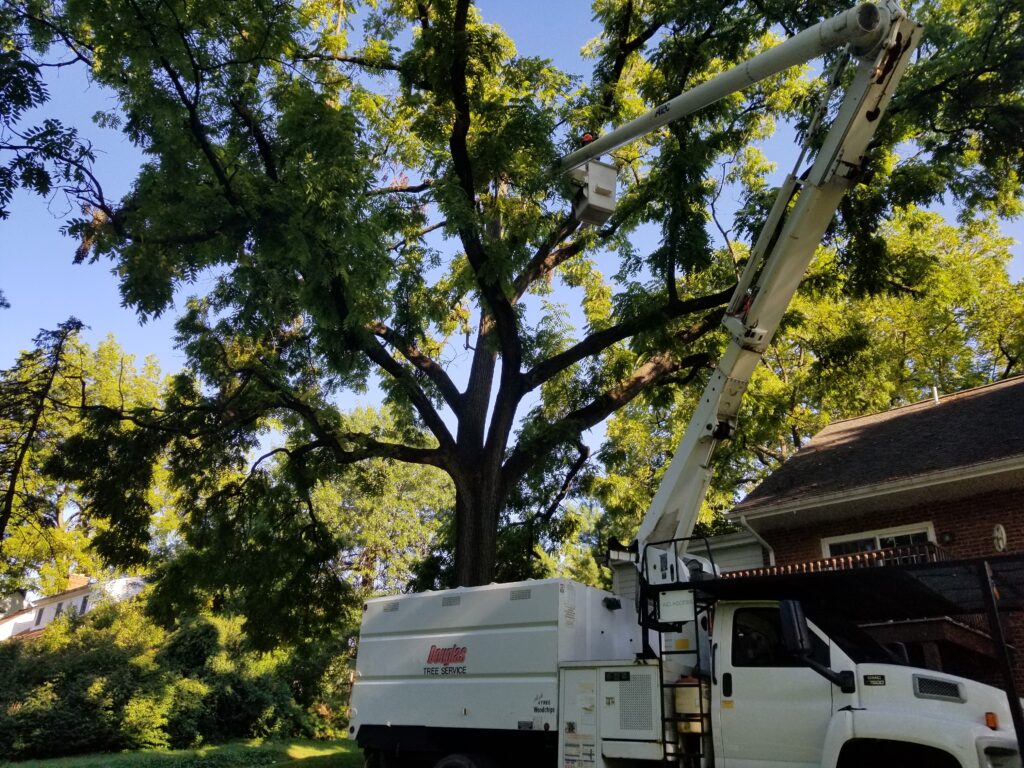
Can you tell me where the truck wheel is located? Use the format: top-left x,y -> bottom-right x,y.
432,754 -> 496,768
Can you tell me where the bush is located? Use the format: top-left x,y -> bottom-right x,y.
166,677 -> 211,749
0,596 -> 347,760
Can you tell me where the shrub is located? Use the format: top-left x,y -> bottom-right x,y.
0,595 -> 346,759
166,677 -> 211,749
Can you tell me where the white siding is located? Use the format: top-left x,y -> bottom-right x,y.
705,533 -> 765,573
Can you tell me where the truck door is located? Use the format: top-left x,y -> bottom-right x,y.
713,604 -> 833,767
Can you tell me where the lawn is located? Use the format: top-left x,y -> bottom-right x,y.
1,739 -> 363,768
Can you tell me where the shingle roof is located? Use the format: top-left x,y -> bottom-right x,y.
734,376 -> 1024,513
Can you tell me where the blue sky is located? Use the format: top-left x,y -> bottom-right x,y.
1,0 -> 1020,382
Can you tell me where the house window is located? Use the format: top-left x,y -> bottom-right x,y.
34,609 -> 43,626
54,602 -> 63,617
822,523 -> 934,560
80,596 -> 88,614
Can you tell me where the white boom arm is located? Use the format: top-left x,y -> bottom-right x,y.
561,2 -> 896,173
559,2 -> 922,557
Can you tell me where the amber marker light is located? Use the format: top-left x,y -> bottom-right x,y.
985,712 -> 1000,730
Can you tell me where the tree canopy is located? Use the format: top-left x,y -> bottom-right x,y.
0,322 -> 165,595
3,0 -> 1022,591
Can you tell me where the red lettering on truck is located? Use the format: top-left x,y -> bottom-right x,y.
426,644 -> 467,666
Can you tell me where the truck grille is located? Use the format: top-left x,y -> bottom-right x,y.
442,595 -> 461,607
509,589 -> 532,601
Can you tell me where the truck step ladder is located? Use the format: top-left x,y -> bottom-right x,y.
639,536 -> 718,767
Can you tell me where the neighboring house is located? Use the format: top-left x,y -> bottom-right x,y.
712,375 -> 1024,686
0,575 -> 146,642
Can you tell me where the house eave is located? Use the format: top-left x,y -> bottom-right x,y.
703,530 -> 759,549
30,585 -> 92,606
728,454 -> 1024,529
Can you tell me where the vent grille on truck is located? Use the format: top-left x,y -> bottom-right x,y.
442,595 -> 461,607
509,589 -> 532,601
382,603 -> 399,613
913,674 -> 964,702
620,673 -> 654,731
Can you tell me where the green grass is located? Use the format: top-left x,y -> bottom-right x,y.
1,739 -> 363,768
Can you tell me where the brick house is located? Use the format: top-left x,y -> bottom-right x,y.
720,375 -> 1024,686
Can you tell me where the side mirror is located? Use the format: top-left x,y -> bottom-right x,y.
778,600 -> 856,695
779,599 -> 813,657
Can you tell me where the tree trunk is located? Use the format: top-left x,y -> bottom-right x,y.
453,471 -> 501,586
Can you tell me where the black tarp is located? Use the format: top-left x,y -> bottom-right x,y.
696,554 -> 1024,621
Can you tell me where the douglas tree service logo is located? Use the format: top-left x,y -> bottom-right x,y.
424,644 -> 468,676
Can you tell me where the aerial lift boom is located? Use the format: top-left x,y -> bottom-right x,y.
563,1 -> 922,563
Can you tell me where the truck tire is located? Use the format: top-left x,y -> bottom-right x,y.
432,754 -> 496,768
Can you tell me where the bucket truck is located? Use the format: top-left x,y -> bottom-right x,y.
348,4 -> 1024,766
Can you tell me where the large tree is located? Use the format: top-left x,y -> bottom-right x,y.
11,0 -> 1024,587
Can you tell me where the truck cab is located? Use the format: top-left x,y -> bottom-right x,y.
708,600 -> 1017,767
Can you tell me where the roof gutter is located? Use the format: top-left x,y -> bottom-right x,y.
739,515 -> 776,567
730,454 -> 1024,524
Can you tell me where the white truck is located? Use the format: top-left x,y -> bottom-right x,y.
348,3 -> 1024,766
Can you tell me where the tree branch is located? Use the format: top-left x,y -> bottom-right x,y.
325,432 -> 449,468
359,335 -> 457,450
323,274 -> 453,449
523,288 -> 731,391
600,4 -> 664,114
249,440 -> 328,474
445,0 -> 519,364
296,52 -> 402,72
504,352 -> 711,485
537,440 -> 591,525
369,181 -> 433,197
389,220 -> 446,251
229,98 -> 278,181
125,0 -> 240,208
511,215 -> 581,302
368,321 -> 463,414
445,0 -> 524,461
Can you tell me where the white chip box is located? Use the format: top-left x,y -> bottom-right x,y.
349,579 -> 640,736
